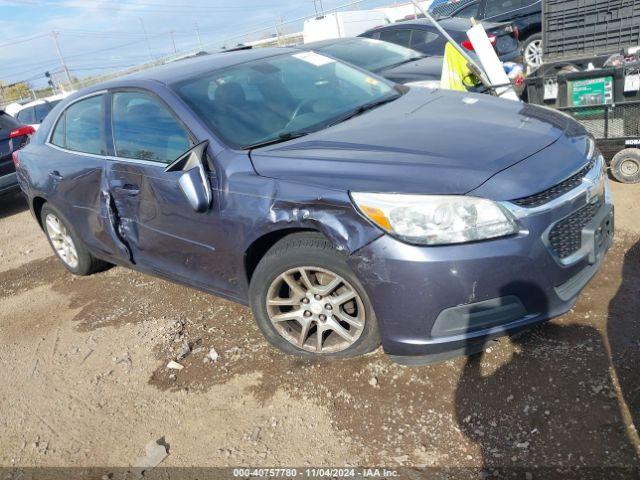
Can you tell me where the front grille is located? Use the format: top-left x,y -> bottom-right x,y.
512,159 -> 595,208
548,199 -> 602,259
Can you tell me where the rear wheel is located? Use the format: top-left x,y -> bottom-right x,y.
41,204 -> 107,275
249,233 -> 380,358
523,34 -> 543,72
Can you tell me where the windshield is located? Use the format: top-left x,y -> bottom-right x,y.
316,38 -> 424,72
175,52 -> 398,149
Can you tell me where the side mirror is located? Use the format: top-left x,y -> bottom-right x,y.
178,168 -> 210,213
165,141 -> 212,213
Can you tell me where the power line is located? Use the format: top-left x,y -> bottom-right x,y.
0,32 -> 49,48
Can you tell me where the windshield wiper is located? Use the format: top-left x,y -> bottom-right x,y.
244,129 -> 314,150
328,94 -> 400,127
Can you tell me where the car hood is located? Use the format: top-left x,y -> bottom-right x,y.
380,56 -> 443,83
250,88 -> 580,196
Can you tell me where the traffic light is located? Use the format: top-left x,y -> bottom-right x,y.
45,71 -> 54,88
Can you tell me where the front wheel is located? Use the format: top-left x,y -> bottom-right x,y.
249,233 -> 381,358
610,149 -> 640,183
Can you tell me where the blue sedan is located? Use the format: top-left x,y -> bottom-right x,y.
14,48 -> 613,364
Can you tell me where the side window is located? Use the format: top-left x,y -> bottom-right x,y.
63,95 -> 104,155
34,103 -> 51,123
112,91 -> 192,164
17,107 -> 35,125
485,0 -> 522,18
411,29 -> 440,48
454,2 -> 481,18
378,29 -> 412,47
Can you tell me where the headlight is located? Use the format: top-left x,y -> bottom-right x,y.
405,80 -> 440,89
351,192 -> 518,246
586,136 -> 596,161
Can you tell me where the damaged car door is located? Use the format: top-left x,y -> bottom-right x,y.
104,90 -> 231,295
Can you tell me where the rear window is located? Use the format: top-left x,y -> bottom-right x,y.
317,38 -> 423,73
378,29 -> 412,47
0,111 -> 21,130
17,107 -> 35,125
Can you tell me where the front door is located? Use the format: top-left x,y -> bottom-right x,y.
104,89 -> 235,296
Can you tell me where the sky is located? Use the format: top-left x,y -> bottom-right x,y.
0,0 -> 396,89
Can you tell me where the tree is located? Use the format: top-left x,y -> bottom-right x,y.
0,81 -> 32,103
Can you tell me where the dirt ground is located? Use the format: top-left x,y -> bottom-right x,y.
0,181 -> 638,475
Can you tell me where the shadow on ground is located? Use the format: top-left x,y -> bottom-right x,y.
0,191 -> 28,219
454,241 -> 640,478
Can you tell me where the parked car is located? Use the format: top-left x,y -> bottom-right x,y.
360,17 -> 521,63
15,48 -> 613,364
296,37 -> 443,87
431,0 -> 542,70
15,99 -> 61,131
15,92 -> 73,130
0,111 -> 34,195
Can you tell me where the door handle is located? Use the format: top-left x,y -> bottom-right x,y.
49,170 -> 63,180
111,181 -> 140,197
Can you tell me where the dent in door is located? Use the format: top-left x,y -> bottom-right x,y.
100,173 -> 134,263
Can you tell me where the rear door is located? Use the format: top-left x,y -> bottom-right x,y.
105,89 -> 232,294
45,93 -> 119,258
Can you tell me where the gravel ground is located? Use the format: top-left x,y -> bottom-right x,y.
0,182 -> 638,475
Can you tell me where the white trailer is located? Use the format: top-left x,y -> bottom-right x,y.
376,1 -> 433,23
303,10 -> 390,43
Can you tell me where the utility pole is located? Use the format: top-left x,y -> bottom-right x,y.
139,17 -> 154,62
194,21 -> 203,51
51,31 -> 72,85
169,30 -> 177,54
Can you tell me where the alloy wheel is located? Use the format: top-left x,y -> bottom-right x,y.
524,39 -> 543,70
45,213 -> 79,269
266,266 -> 366,354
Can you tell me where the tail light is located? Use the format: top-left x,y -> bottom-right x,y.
9,125 -> 35,139
12,150 -> 20,168
461,34 -> 497,51
513,26 -> 520,39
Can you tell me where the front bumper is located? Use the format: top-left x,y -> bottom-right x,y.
348,167 -> 614,364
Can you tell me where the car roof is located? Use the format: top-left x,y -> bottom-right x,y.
19,99 -> 48,109
301,37 -> 377,50
79,47 -> 296,94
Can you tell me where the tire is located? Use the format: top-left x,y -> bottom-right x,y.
249,232 -> 381,358
522,33 -> 543,72
40,203 -> 108,275
610,149 -> 640,184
